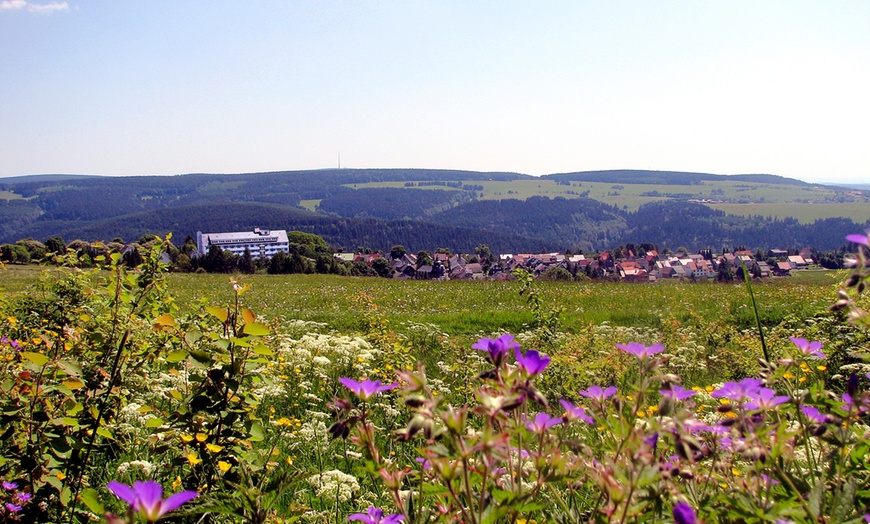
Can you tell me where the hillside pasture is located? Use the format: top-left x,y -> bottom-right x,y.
709,202 -> 870,224
346,177 -> 862,214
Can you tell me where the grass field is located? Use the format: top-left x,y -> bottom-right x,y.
0,265 -> 845,346
709,202 -> 870,224
346,178 -> 870,219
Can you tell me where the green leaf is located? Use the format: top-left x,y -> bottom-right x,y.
145,417 -> 164,428
253,344 -> 274,356
242,322 -> 270,336
21,351 -> 49,366
96,427 -> 114,440
249,421 -> 265,442
206,306 -> 228,323
80,488 -> 105,515
184,330 -> 202,345
166,350 -> 188,363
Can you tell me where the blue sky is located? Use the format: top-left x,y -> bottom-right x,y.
2,1 -> 868,183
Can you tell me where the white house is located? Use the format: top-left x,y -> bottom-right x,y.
196,228 -> 290,259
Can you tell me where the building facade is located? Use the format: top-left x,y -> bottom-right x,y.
196,228 -> 290,259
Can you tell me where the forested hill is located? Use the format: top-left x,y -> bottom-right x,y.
542,170 -> 812,187
50,202 -> 545,255
1,168 -> 867,252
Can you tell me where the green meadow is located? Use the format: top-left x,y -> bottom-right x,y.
347,178 -> 870,219
4,253 -> 870,523
0,266 -> 843,345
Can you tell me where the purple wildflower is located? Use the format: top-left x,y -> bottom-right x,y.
559,399 -> 594,424
2,481 -> 17,491
5,503 -> 22,513
616,342 -> 666,359
673,501 -> 696,524
846,232 -> 870,247
348,506 -> 405,524
525,412 -> 562,433
339,378 -> 397,401
415,457 -> 431,470
107,480 -> 197,523
659,385 -> 696,401
514,347 -> 550,376
711,378 -> 764,403
789,337 -> 826,359
744,388 -> 790,411
472,334 -> 519,366
800,405 -> 830,424
579,385 -> 618,402
16,493 -> 31,503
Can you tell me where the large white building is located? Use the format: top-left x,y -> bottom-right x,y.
196,228 -> 290,259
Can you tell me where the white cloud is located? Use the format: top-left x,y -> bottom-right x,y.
0,1 -> 69,13
0,0 -> 28,10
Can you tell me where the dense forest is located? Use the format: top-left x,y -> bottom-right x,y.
1,169 -> 867,252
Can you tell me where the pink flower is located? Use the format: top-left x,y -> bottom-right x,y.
525,412 -> 563,433
339,378 -> 397,401
673,501 -> 696,524
579,385 -> 618,402
514,348 -> 550,376
789,337 -> 826,359
846,232 -> 870,247
559,399 -> 594,424
616,342 -> 666,359
472,334 -> 519,366
107,480 -> 197,523
348,506 -> 404,524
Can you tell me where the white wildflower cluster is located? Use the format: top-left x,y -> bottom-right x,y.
276,333 -> 377,372
118,402 -> 152,426
306,469 -> 360,503
116,460 -> 156,476
288,418 -> 330,451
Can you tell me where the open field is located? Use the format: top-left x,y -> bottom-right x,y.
347,178 -> 870,217
709,202 -> 870,224
0,265 -> 844,345
3,260 -> 870,522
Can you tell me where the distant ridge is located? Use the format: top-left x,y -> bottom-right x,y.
542,170 -> 812,186
0,174 -> 102,185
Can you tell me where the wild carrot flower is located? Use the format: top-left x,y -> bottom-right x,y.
514,347 -> 550,376
106,480 -> 197,523
339,378 -> 397,401
672,501 -> 696,524
789,337 -> 826,359
472,334 -> 519,366
348,506 -> 404,524
616,342 -> 665,359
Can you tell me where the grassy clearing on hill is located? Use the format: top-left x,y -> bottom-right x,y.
346,178 -> 866,217
710,202 -> 870,224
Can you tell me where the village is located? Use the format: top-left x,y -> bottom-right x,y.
341,247 -> 817,282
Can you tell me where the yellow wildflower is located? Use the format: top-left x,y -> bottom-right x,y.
195,432 -> 208,442
206,443 -> 223,453
187,453 -> 202,465
218,461 -> 232,472
180,433 -> 194,443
